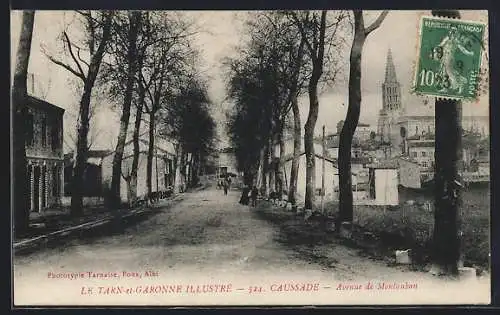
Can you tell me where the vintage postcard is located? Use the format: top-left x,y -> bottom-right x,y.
11,9 -> 491,306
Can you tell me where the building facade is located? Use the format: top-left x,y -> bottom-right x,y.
25,96 -> 65,212
101,137 -> 177,204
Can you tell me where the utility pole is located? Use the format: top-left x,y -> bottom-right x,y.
321,125 -> 326,214
431,9 -> 463,277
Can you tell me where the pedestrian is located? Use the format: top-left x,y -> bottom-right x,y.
223,177 -> 229,195
251,185 -> 258,207
240,184 -> 250,205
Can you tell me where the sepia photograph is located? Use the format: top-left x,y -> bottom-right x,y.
11,9 -> 491,306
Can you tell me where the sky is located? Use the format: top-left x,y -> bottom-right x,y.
11,10 -> 489,151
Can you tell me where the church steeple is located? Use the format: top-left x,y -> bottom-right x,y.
381,48 -> 402,113
384,48 -> 398,84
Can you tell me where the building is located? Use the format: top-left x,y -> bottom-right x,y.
376,49 -> 490,157
216,147 -> 238,177
101,135 -> 177,204
25,96 -> 65,212
283,152 -> 360,204
325,134 -> 362,159
356,123 -> 373,142
367,161 -> 399,206
406,137 -> 435,169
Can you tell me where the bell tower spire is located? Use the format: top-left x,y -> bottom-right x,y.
381,48 -> 402,112
384,48 -> 398,84
378,48 -> 403,148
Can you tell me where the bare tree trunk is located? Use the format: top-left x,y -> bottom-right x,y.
269,136 -> 276,195
12,11 -> 35,236
146,112 -> 155,198
431,9 -> 463,277
173,143 -> 182,193
180,150 -> 188,191
259,144 -> 268,196
110,11 -> 141,210
338,10 -> 387,227
277,122 -> 285,198
432,99 -> 463,276
304,69 -> 321,210
338,14 -> 365,224
130,98 -> 143,201
187,152 -> 193,188
288,95 -> 301,208
71,13 -> 113,217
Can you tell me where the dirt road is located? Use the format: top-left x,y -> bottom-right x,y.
13,187 -> 490,306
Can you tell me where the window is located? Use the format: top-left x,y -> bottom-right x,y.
421,151 -> 427,157
412,151 -> 417,158
41,116 -> 47,146
422,161 -> 428,167
25,113 -> 34,146
51,120 -> 59,151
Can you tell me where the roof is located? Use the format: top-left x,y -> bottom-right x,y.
407,140 -> 435,148
106,132 -> 177,157
283,152 -> 335,164
283,152 -> 360,175
397,156 -> 420,166
401,114 -> 488,120
367,160 -> 399,169
87,150 -> 112,158
64,150 -> 114,166
27,95 -> 65,114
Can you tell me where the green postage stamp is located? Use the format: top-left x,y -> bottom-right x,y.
413,16 -> 486,100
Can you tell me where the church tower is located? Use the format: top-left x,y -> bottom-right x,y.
377,49 -> 403,148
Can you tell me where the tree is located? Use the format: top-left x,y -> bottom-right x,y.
109,11 -> 142,209
44,10 -> 114,216
289,10 -> 349,210
162,78 -> 216,188
12,10 -> 35,236
337,10 -> 388,226
225,12 -> 311,203
430,9 -> 463,277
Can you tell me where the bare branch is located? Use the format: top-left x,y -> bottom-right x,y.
76,47 -> 90,68
365,10 -> 389,35
63,31 -> 86,78
289,11 -> 316,59
42,48 -> 86,81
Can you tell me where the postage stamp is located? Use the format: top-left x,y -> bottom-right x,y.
413,16 -> 486,100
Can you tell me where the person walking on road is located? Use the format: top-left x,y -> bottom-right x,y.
240,184 -> 250,205
251,185 -> 258,207
223,177 -> 229,195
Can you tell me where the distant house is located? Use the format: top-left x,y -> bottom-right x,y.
283,152 -> 359,204
406,137 -> 435,169
25,96 -> 65,212
355,123 -> 372,142
217,147 -> 238,177
101,136 -> 177,204
366,161 -> 399,206
324,134 -> 363,159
